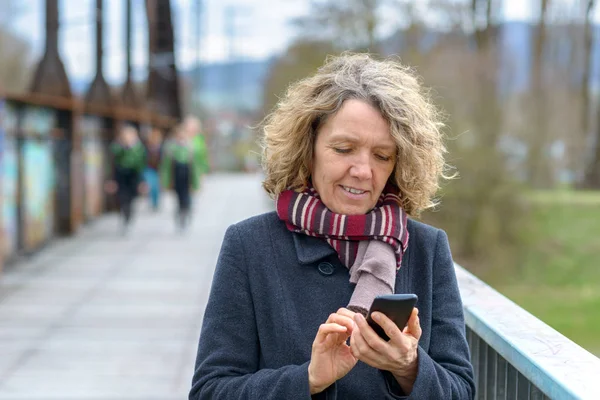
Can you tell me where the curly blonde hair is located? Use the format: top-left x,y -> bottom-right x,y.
260,52 -> 449,217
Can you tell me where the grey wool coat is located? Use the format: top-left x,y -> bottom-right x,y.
189,211 -> 475,400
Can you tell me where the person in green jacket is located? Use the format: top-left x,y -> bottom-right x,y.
182,116 -> 210,186
105,125 -> 147,232
160,125 -> 198,230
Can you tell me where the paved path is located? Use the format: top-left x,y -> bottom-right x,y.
0,173 -> 271,400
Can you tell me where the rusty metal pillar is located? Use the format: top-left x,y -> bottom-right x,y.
29,0 -> 79,236
121,0 -> 140,108
84,0 -> 118,215
146,0 -> 182,120
30,0 -> 72,97
86,0 -> 113,107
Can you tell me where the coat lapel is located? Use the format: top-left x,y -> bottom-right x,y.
292,233 -> 337,265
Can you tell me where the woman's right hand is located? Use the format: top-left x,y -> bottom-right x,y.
308,308 -> 358,394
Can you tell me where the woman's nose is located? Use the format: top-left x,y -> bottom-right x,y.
350,154 -> 372,180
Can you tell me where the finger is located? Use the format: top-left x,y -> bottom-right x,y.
350,328 -> 383,366
336,307 -> 356,319
369,311 -> 405,343
403,308 -> 422,339
326,313 -> 355,333
353,313 -> 389,354
314,323 -> 348,345
350,325 -> 372,357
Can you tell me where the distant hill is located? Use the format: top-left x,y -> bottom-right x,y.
69,59 -> 274,113
182,58 -> 275,112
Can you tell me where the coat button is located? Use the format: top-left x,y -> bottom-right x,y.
317,262 -> 335,276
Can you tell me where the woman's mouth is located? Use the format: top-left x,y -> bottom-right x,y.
341,185 -> 367,196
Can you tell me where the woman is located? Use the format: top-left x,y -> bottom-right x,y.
189,53 -> 475,399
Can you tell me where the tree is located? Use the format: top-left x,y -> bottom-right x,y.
580,0 -> 594,140
582,0 -> 600,187
0,2 -> 33,93
471,0 -> 494,50
293,0 -> 392,52
261,39 -> 337,115
526,0 -> 551,187
408,0 -> 530,278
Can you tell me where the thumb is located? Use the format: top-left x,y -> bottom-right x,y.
403,308 -> 422,339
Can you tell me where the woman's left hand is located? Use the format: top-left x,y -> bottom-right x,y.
350,308 -> 422,393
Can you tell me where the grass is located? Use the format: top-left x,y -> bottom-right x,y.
527,189 -> 600,205
489,190 -> 600,355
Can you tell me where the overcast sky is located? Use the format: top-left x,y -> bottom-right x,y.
6,0 -> 600,85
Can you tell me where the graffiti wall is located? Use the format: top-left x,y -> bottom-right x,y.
82,116 -> 105,219
0,101 -> 19,259
21,106 -> 56,251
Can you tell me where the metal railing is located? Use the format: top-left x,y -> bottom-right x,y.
456,266 -> 600,400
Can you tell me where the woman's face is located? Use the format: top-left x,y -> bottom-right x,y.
311,99 -> 396,215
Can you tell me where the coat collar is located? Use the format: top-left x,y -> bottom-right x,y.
292,232 -> 337,265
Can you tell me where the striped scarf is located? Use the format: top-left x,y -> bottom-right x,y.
276,185 -> 409,269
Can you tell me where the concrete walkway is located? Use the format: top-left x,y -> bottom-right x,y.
0,173 -> 271,400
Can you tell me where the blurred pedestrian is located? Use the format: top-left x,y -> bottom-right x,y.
160,125 -> 199,231
105,125 -> 147,233
143,127 -> 164,211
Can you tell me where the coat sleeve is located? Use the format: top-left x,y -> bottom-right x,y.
193,135 -> 209,175
401,229 -> 475,399
189,224 -> 313,400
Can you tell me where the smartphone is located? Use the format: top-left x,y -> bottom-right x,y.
366,294 -> 418,341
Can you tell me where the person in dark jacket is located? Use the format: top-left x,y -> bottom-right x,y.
189,53 -> 475,399
105,125 -> 146,232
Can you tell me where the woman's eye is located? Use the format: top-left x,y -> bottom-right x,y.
375,154 -> 391,161
333,148 -> 351,154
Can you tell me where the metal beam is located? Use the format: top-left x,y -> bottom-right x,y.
30,0 -> 72,98
146,0 -> 182,119
85,0 -> 113,107
122,0 -> 140,108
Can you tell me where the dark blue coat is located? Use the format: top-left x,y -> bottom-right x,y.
190,211 -> 475,399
